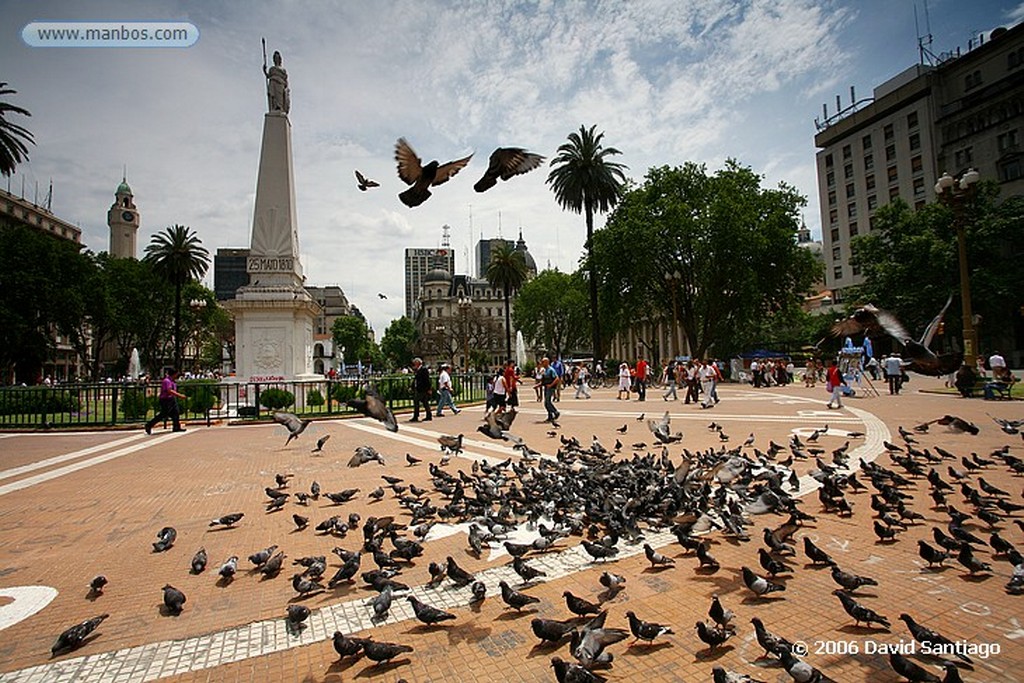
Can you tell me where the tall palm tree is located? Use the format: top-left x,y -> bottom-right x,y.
486,242 -> 529,361
144,225 -> 210,368
0,82 -> 35,177
546,124 -> 627,362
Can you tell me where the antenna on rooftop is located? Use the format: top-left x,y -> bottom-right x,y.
915,0 -> 937,65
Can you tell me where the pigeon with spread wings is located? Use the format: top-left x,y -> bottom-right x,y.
395,137 -> 472,207
473,147 -> 545,192
345,386 -> 398,432
273,412 -> 312,445
354,170 -> 379,191
830,295 -> 961,376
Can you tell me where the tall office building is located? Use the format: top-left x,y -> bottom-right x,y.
213,248 -> 250,301
814,23 -> 1024,304
404,246 -> 455,319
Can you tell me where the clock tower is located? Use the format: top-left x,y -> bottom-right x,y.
107,176 -> 139,259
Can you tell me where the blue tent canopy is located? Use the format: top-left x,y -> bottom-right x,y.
739,349 -> 790,359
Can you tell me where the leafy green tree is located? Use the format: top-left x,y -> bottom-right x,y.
591,161 -> 820,358
380,316 -> 416,369
547,124 -> 628,361
0,222 -> 90,383
0,82 -> 34,177
143,225 -> 210,369
512,269 -> 588,358
332,315 -> 373,362
485,243 -> 529,360
849,186 -> 1024,355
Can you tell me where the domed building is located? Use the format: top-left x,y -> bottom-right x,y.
413,232 -> 537,369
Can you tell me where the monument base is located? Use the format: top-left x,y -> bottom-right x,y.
225,285 -> 321,383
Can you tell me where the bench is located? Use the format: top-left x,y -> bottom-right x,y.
984,375 -> 1017,400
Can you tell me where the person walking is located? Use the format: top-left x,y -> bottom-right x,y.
699,359 -> 717,409
825,359 -> 846,409
491,366 -> 508,413
503,360 -> 520,410
617,362 -> 631,400
435,363 -> 460,416
661,359 -> 678,401
540,357 -> 561,422
145,368 -> 186,434
635,355 -> 649,401
574,361 -> 592,399
410,358 -> 432,422
884,353 -> 905,395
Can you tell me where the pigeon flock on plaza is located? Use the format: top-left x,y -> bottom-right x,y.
47,393 -> 1024,683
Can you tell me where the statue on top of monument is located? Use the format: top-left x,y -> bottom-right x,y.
262,40 -> 290,114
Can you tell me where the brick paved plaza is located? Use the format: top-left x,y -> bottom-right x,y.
0,378 -> 1021,683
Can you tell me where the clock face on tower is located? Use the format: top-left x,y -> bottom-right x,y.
121,211 -> 134,222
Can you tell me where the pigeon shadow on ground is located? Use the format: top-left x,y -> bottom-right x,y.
694,644 -> 733,661
837,624 -> 891,635
623,641 -> 673,655
957,573 -> 994,583
157,603 -> 181,618
920,565 -> 951,573
205,526 -> 238,533
495,609 -> 537,621
446,622 -> 492,645
527,640 -> 566,658
85,591 -> 101,602
287,591 -> 326,603
404,623 -> 454,635
641,565 -> 675,574
215,576 -> 234,588
740,594 -> 787,605
355,659 -> 410,677
325,656 -> 362,674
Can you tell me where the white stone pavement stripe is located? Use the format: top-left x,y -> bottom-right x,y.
0,433 -> 148,482
0,432 -> 188,497
0,400 -> 889,683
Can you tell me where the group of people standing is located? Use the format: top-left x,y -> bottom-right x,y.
652,358 -> 722,409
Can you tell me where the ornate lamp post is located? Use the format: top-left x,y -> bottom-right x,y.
664,270 -> 682,359
934,168 -> 980,368
188,298 -> 208,370
458,296 -> 473,371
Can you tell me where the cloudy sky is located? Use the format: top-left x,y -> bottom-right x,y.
3,0 -> 1020,336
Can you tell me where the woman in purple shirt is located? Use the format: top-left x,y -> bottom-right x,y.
145,368 -> 186,434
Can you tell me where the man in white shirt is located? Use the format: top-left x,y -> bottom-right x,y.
435,363 -> 461,416
699,360 -> 717,409
989,351 -> 1008,381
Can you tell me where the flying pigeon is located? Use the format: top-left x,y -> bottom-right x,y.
473,147 -> 545,192
355,169 -> 379,191
345,386 -> 398,432
273,412 -> 312,445
394,137 -> 472,207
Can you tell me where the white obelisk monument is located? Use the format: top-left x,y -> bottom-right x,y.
227,47 -> 320,382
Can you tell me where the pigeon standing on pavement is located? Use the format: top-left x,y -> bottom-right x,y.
209,512 -> 244,528
626,610 -> 674,644
162,585 -> 186,615
51,614 -> 109,655
153,526 -> 176,552
406,595 -> 456,625
190,547 -> 207,574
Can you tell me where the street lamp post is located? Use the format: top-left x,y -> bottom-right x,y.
188,298 -> 208,371
458,296 -> 472,371
934,168 -> 980,368
664,270 -> 682,359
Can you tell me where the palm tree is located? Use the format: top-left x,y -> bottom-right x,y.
486,242 -> 529,361
0,82 -> 35,177
546,124 -> 627,362
144,225 -> 211,368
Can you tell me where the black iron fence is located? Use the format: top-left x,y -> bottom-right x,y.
0,374 -> 487,430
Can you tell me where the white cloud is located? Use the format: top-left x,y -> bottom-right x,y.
2,0 -> 1002,337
